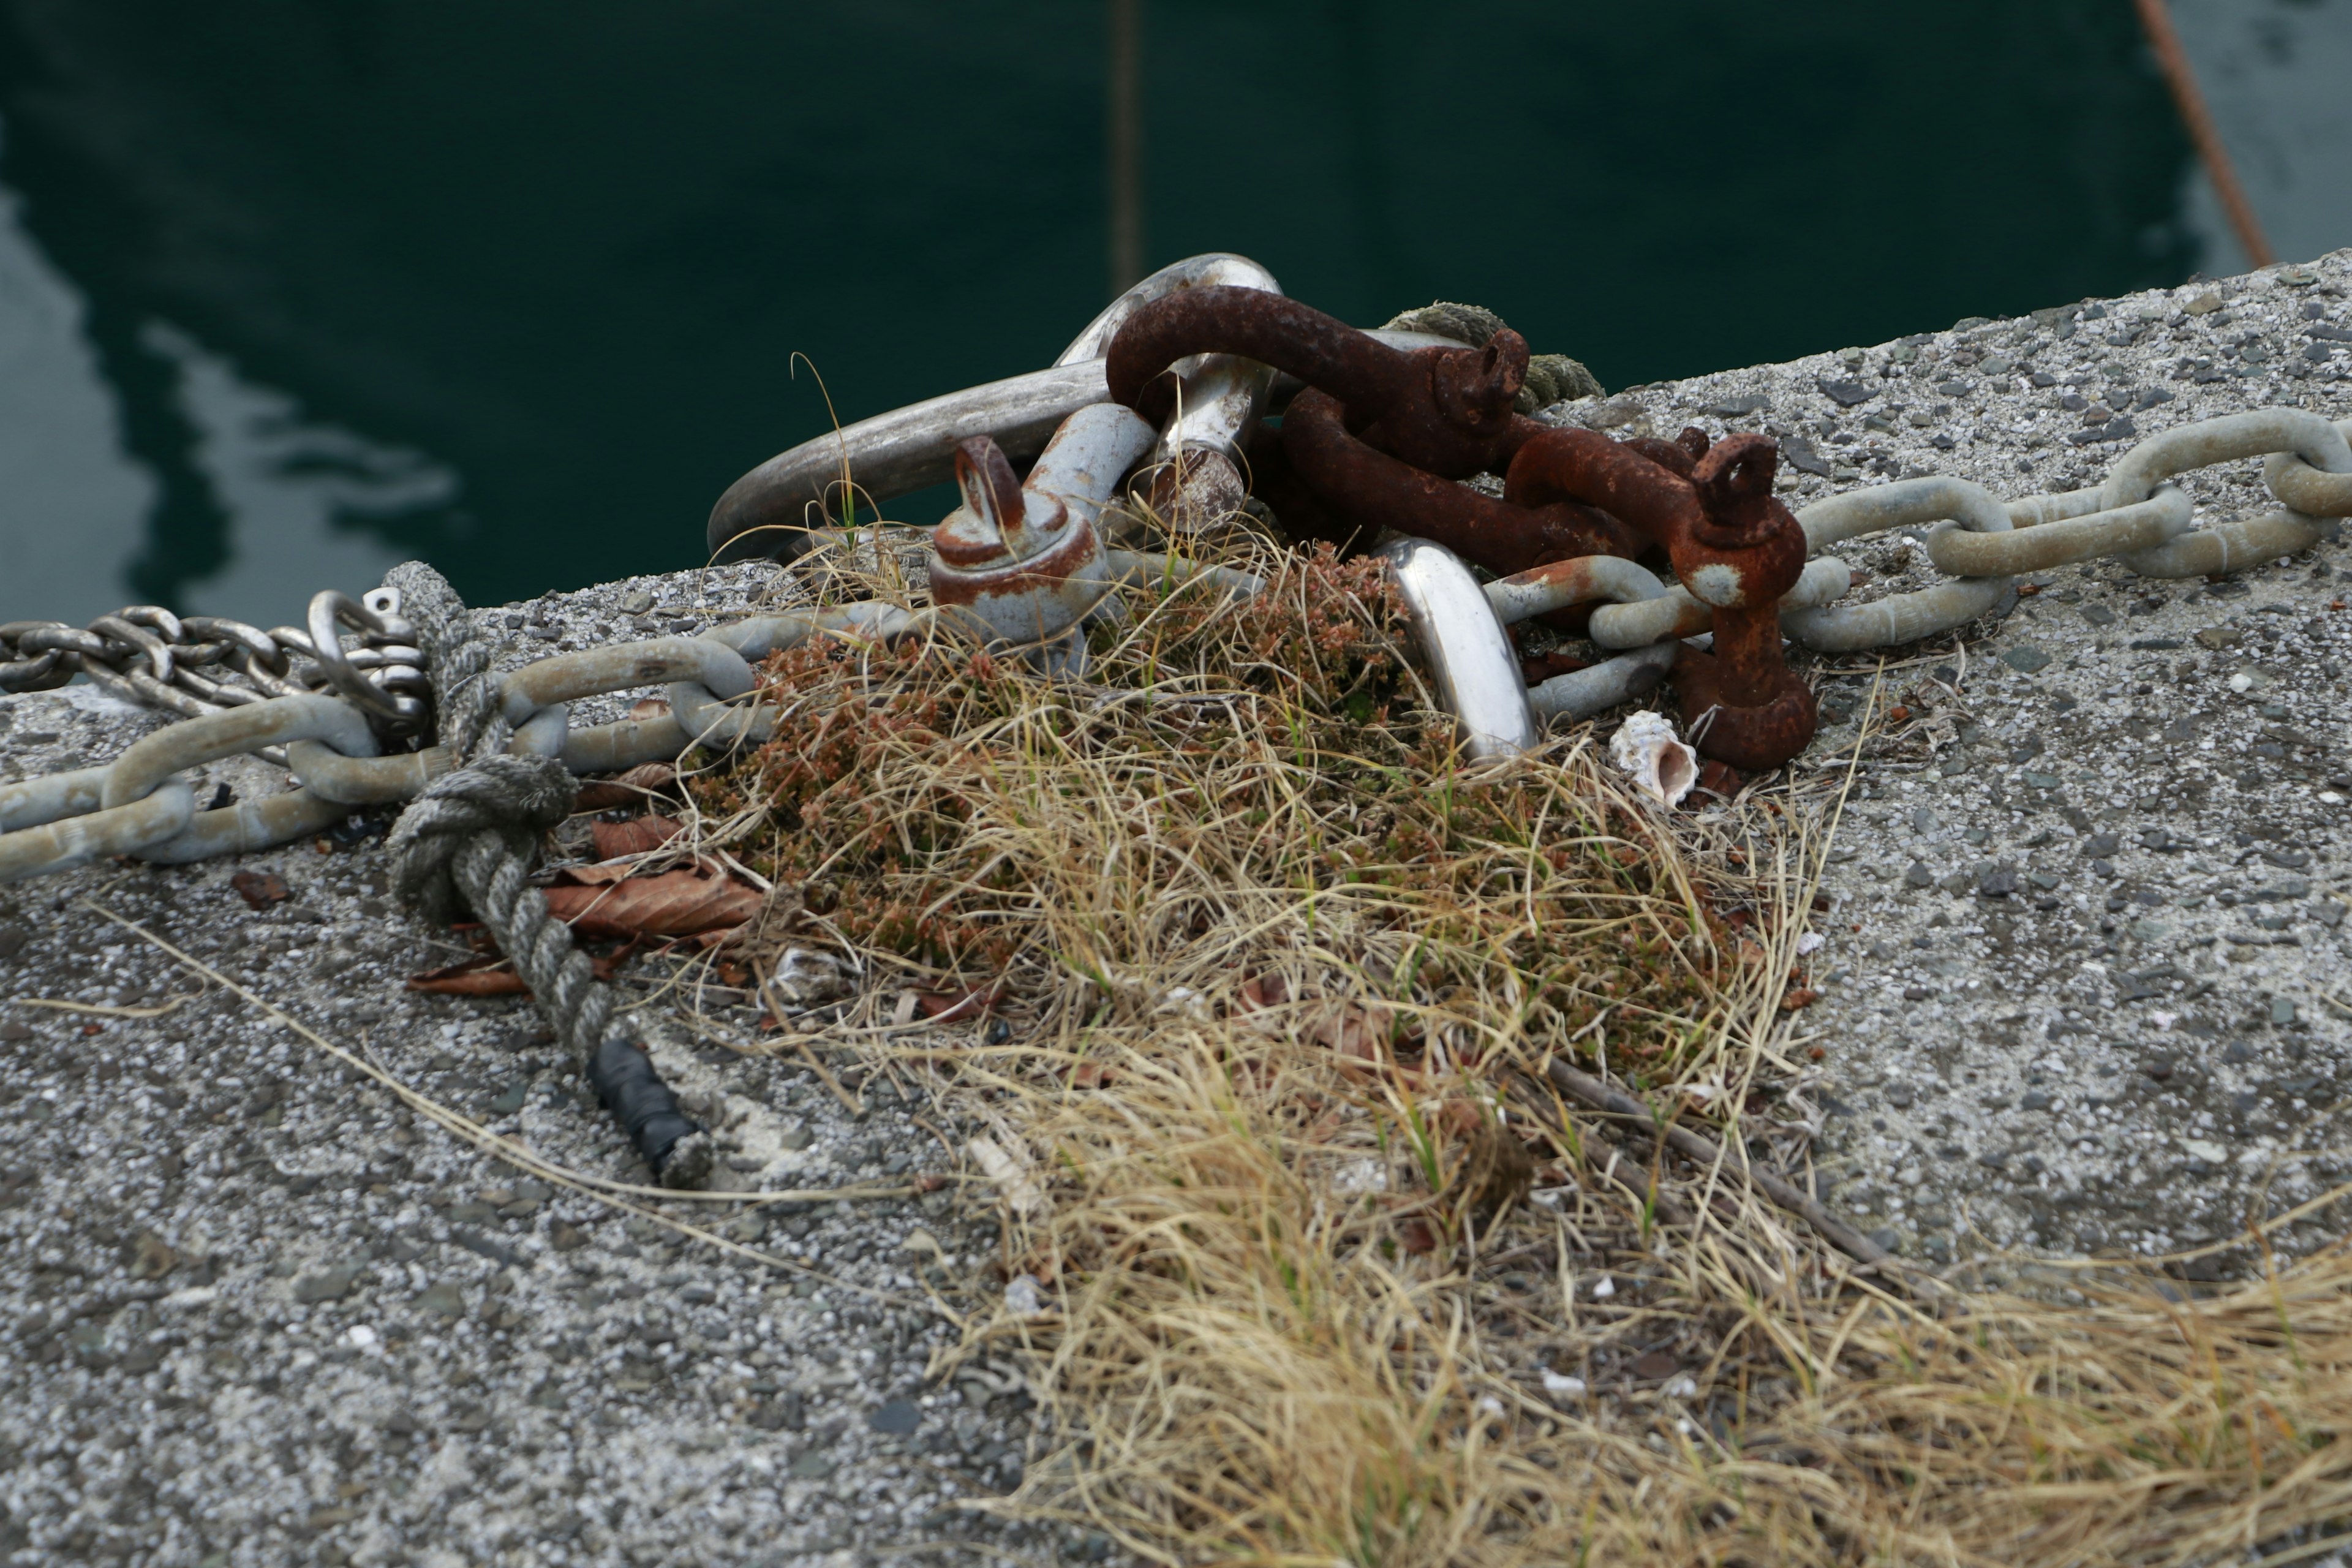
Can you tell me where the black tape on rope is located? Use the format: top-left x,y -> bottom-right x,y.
588,1035 -> 703,1175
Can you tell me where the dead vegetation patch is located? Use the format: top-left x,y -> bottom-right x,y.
661,522 -> 2352,1566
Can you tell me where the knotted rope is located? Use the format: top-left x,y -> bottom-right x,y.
382,561 -> 712,1188
1380,300 -> 1604,413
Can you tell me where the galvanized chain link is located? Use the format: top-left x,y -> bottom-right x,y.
1,403 -> 2347,888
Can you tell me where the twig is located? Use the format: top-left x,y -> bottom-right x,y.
1539,1057 -> 1915,1280
20,992 -> 198,1019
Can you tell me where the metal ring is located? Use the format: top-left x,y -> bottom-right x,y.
1781,477 -> 2014,652
86,615 -> 176,684
1379,536 -> 1536,763
307,590 -> 416,723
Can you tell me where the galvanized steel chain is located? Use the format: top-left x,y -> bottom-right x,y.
0,588 -> 429,729
1777,405 -> 2352,653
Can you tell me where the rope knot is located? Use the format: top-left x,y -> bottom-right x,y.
388,750 -> 577,926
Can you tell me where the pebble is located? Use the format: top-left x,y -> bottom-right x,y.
869,1398 -> 922,1435
293,1262 -> 364,1304
413,1281 -> 466,1317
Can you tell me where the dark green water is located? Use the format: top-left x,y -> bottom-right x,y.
0,1 -> 2200,624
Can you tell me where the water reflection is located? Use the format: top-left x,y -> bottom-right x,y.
140,322 -> 450,622
2173,0 -> 2352,275
0,146 -> 153,625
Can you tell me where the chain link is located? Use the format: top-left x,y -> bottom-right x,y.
1,404 -> 2347,886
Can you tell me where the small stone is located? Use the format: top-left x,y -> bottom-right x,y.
1903,861 -> 1933,889
2195,626 -> 2243,650
413,1281 -> 466,1317
790,1450 -> 837,1480
0,926 -> 28,960
868,1398 -> 922,1436
295,1262 -> 364,1304
1780,436 -> 1832,477
1816,377 -> 1875,408
2078,605 -> 2117,627
0,1021 -> 29,1042
780,1124 -> 815,1152
2271,997 -> 2299,1026
619,587 -> 657,614
549,1222 -> 587,1251
1884,1083 -> 1916,1109
2184,290 -> 2223,315
1904,985 -> 1934,1002
1978,865 -> 2019,898
129,1231 -> 178,1281
488,1082 -> 529,1115
2000,646 -> 2051,673
750,1392 -> 804,1430
2019,1090 -> 2054,1112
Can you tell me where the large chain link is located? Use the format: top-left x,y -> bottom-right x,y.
2,403 -> 2346,886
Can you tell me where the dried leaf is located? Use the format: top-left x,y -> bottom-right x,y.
1306,998 -> 1391,1065
230,870 -> 289,910
914,980 -> 1001,1023
589,815 -> 683,859
1233,973 -> 1290,1014
1781,986 -> 1820,1012
575,760 -> 678,812
540,867 -> 761,940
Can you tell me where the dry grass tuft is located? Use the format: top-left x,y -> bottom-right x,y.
685,523 -> 2352,1567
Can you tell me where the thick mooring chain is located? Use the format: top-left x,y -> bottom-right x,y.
1,397 -> 2346,884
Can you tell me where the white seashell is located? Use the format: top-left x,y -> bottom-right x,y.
1607,709 -> 1698,807
1540,1370 -> 1587,1399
